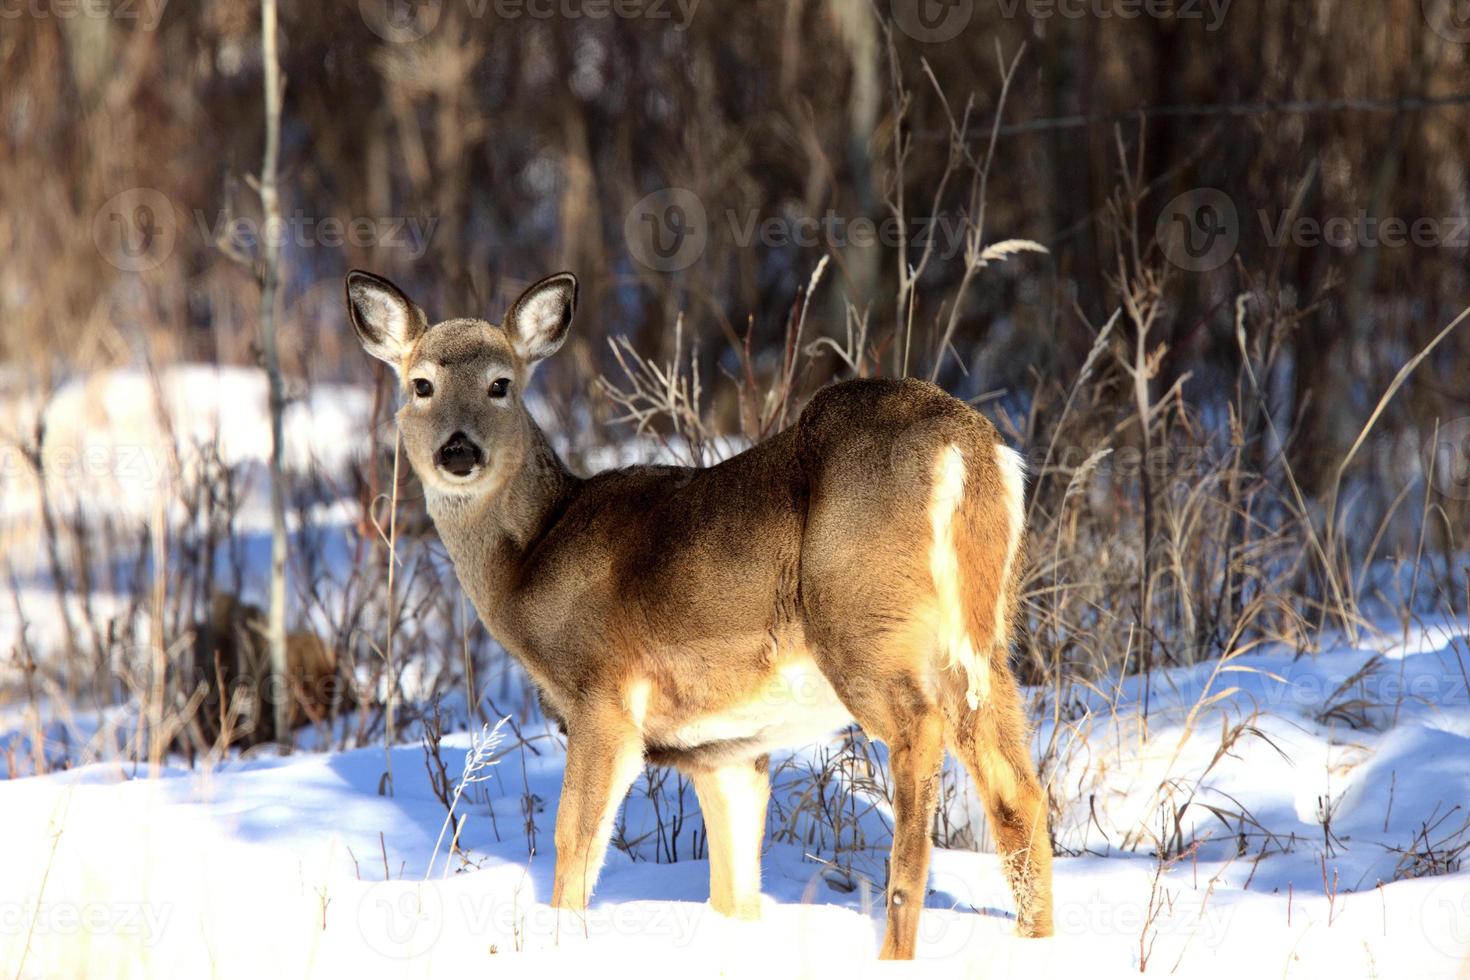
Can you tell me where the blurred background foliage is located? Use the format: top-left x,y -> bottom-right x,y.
2,0 -> 1468,497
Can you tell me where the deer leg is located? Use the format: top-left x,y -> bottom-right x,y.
551,710 -> 644,911
876,707 -> 945,960
690,754 -> 769,919
941,668 -> 1054,938
978,760 -> 1053,938
808,638 -> 947,959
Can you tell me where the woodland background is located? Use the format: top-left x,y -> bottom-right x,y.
2,0 -> 1469,750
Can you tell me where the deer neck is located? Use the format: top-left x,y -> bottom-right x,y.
424,415 -> 578,629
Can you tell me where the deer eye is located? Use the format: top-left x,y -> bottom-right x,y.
413,378 -> 433,398
489,378 -> 511,399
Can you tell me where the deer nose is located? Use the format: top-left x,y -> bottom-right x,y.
435,432 -> 483,476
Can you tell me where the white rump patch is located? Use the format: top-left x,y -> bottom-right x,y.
928,442 -> 1026,710
929,444 -> 990,709
994,443 -> 1027,666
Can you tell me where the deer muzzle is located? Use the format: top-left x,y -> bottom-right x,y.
435,431 -> 484,477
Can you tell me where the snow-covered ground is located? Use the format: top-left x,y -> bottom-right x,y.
0,365 -> 374,527
2,627 -> 1468,978
1,367 -> 1468,977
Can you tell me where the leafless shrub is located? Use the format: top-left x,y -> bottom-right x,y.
1390,805 -> 1470,880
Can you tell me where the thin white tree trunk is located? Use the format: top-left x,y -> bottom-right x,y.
258,0 -> 290,750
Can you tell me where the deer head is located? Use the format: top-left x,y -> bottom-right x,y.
345,270 -> 577,500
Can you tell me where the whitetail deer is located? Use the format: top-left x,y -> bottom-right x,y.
346,270 -> 1053,959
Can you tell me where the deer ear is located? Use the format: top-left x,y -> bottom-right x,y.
504,272 -> 577,365
346,270 -> 427,370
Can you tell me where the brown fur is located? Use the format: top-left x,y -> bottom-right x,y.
346,270 -> 1054,958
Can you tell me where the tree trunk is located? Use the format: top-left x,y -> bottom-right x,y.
259,0 -> 290,752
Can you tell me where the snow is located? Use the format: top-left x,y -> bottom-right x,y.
0,365 -> 374,526
1,367 -> 1468,977
1,631 -> 1466,978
